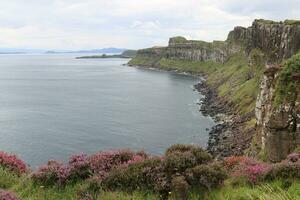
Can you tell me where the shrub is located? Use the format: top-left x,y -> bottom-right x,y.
0,190 -> 21,200
68,153 -> 91,180
0,152 -> 27,175
265,161 -> 300,180
165,144 -> 212,163
225,156 -> 271,184
31,160 -> 68,186
102,157 -> 166,194
88,149 -> 136,176
32,154 -> 91,187
244,163 -> 272,184
122,154 -> 147,167
186,162 -> 227,191
164,151 -> 197,175
224,156 -> 257,172
164,144 -> 211,175
32,149 -> 149,187
286,153 -> 300,163
171,176 -> 189,200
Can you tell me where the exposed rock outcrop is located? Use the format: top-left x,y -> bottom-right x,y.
228,19 -> 300,62
166,37 -> 231,63
255,56 -> 300,162
130,19 -> 300,161
133,19 -> 300,65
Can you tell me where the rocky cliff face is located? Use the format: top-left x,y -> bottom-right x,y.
255,57 -> 300,162
131,19 -> 300,161
135,37 -> 231,64
165,37 -> 231,63
228,19 -> 300,62
134,19 -> 300,66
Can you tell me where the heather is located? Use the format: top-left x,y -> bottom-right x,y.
0,190 -> 21,200
0,152 -> 27,175
1,146 -> 300,199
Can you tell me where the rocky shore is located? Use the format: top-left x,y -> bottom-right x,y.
194,81 -> 255,158
129,63 -> 256,158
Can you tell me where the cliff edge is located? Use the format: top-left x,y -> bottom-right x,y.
129,19 -> 300,161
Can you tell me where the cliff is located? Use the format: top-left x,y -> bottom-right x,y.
255,54 -> 300,162
227,19 -> 300,61
133,37 -> 233,64
129,19 -> 300,161
76,50 -> 137,59
131,19 -> 300,66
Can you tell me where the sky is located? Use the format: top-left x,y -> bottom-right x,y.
0,0 -> 299,50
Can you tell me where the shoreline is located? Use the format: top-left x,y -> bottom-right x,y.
128,63 -> 254,158
194,81 -> 255,157
128,64 -> 201,78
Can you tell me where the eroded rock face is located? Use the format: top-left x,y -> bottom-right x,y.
135,38 -> 230,64
228,20 -> 300,62
132,19 -> 300,161
135,20 -> 300,65
166,37 -> 230,63
255,66 -> 300,162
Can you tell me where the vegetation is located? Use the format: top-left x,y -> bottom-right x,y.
284,20 -> 300,25
169,36 -> 187,43
254,19 -> 300,25
130,51 -> 264,115
1,145 -> 300,199
274,53 -> 300,106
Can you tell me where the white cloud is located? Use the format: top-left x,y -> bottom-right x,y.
0,0 -> 299,50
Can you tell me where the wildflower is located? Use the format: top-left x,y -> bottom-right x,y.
0,190 -> 21,200
0,151 -> 27,174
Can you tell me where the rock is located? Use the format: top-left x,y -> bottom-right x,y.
131,19 -> 300,160
134,19 -> 300,67
256,59 -> 300,162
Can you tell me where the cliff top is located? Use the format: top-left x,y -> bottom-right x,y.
254,19 -> 300,25
168,36 -> 226,49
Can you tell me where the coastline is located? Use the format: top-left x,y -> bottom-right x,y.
194,82 -> 254,158
128,63 -> 255,158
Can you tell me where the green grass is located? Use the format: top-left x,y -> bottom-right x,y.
129,51 -> 266,156
284,20 -> 300,25
158,58 -> 222,74
186,179 -> 300,200
128,55 -> 162,67
2,169 -> 300,200
130,52 -> 263,115
169,36 -> 187,43
0,168 -> 158,200
169,36 -> 227,50
254,19 -> 300,25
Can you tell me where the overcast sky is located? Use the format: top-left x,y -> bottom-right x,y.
0,0 -> 299,50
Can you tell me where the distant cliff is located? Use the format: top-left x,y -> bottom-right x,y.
129,19 -> 300,161
131,19 -> 300,66
76,50 -> 137,59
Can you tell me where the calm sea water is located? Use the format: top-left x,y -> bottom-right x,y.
0,54 -> 214,167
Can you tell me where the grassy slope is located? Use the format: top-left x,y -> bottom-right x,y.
129,52 -> 263,115
2,168 -> 300,200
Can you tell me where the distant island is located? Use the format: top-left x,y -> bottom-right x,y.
45,47 -> 128,54
0,47 -> 129,55
76,50 -> 137,59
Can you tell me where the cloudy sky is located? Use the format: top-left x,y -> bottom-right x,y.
0,0 -> 299,50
